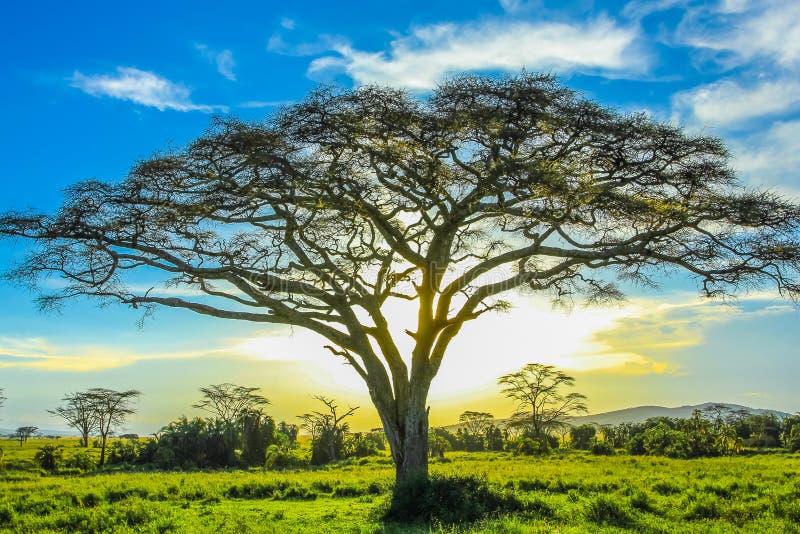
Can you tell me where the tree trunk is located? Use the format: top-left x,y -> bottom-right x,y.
99,434 -> 107,466
377,383 -> 431,488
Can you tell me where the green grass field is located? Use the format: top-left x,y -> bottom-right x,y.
2,438 -> 800,532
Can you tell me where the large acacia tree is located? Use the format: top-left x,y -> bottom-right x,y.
3,73 -> 800,485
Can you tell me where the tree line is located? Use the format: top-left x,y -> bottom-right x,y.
7,362 -> 798,475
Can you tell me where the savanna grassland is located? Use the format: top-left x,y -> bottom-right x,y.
2,438 -> 800,533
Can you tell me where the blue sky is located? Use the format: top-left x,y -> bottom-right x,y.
1,0 -> 799,433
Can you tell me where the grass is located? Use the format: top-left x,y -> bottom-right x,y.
2,438 -> 800,532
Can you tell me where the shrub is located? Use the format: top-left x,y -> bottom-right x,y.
265,444 -> 307,469
510,437 -> 550,456
570,425 -> 597,450
385,474 -> 524,524
34,444 -> 63,472
66,450 -> 97,471
589,440 -> 616,456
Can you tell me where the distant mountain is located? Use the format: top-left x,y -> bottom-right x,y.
568,403 -> 791,427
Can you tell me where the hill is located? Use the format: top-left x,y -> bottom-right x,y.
440,402 -> 792,432
569,402 -> 791,426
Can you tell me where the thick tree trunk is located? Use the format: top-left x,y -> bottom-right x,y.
376,383 -> 431,487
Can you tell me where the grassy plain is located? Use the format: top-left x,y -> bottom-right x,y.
1,438 -> 800,532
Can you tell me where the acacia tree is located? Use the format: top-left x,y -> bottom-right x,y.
14,426 -> 38,446
193,383 -> 270,425
499,363 -> 588,438
49,391 -> 98,447
3,73 -> 800,485
88,388 -> 140,466
299,395 -> 358,464
458,411 -> 494,437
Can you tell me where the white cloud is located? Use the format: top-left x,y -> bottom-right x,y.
280,17 -> 296,30
672,77 -> 800,127
307,18 -> 644,89
71,67 -> 226,112
195,44 -> 236,81
731,120 -> 800,193
677,1 -> 800,67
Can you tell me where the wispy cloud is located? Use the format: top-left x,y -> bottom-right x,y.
304,17 -> 643,89
731,119 -> 800,194
676,0 -> 800,68
238,99 -> 294,109
672,77 -> 800,127
280,17 -> 296,30
71,67 -> 226,112
195,44 -> 237,81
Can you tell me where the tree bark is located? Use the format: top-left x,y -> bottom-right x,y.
376,381 -> 431,487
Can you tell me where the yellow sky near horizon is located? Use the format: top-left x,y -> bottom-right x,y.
1,290 -> 794,433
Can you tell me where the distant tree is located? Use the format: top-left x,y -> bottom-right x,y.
193,383 -> 270,426
457,411 -> 494,451
458,411 -> 494,437
702,404 -> 731,430
87,388 -> 141,466
499,364 -> 588,438
49,391 -> 98,447
485,425 -> 505,451
679,410 -> 717,457
6,73 -> 800,491
428,430 -> 452,458
782,414 -> 800,451
240,409 -> 276,467
276,421 -> 299,447
300,395 -> 358,464
570,424 -> 596,450
0,387 -> 5,410
14,426 -> 38,446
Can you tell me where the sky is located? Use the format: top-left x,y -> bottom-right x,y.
0,0 -> 799,434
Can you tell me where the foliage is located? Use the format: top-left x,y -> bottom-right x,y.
264,444 -> 307,470
385,474 -> 524,524
33,444 -> 62,471
509,436 -> 550,456
589,440 -> 616,456
13,426 -> 38,446
570,424 -> 596,450
48,392 -> 98,447
6,72 -> 800,485
300,396 -> 358,465
193,383 -> 269,425
86,388 -> 141,466
240,411 -> 277,467
499,363 -> 588,439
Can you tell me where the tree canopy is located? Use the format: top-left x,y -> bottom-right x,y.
2,72 -> 800,485
499,363 -> 588,438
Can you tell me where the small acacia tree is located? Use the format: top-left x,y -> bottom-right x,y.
299,395 -> 358,464
14,426 -> 38,446
88,388 -> 140,466
499,363 -> 588,438
193,383 -> 270,426
49,391 -> 98,447
3,73 -> 800,486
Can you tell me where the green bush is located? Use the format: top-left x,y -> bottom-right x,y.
34,444 -> 63,472
385,474 -> 524,524
265,444 -> 307,469
589,440 -> 615,456
510,437 -> 550,456
66,450 -> 97,471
